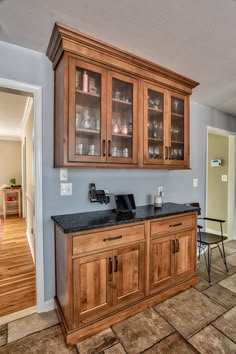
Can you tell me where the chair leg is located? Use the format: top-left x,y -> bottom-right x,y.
204,245 -> 212,283
198,241 -> 201,260
218,241 -> 229,272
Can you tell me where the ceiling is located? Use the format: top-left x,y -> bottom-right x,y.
0,91 -> 28,139
0,0 -> 236,115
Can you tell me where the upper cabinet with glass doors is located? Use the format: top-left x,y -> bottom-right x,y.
143,85 -> 189,167
47,23 -> 198,169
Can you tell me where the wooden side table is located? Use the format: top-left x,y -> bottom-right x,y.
2,188 -> 22,219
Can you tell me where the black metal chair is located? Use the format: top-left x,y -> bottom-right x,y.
189,202 -> 228,282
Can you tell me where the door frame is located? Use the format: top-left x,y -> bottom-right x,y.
206,126 -> 236,240
0,77 -> 44,312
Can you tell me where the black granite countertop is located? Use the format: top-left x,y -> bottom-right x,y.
51,202 -> 198,234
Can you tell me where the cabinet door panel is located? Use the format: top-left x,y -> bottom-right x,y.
68,58 -> 107,163
150,236 -> 175,293
166,92 -> 189,167
113,244 -> 145,306
143,83 -> 167,165
107,72 -> 138,165
175,229 -> 196,280
73,251 -> 113,322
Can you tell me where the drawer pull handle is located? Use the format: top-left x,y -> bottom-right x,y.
108,257 -> 113,274
169,222 -> 182,228
102,139 -> 106,157
172,240 -> 176,254
103,235 -> 122,242
176,239 -> 180,252
114,255 -> 118,272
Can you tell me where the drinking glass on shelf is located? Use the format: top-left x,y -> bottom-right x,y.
123,148 -> 129,158
148,146 -> 154,158
154,146 -> 160,159
76,143 -> 83,155
173,100 -> 179,113
178,148 -> 183,159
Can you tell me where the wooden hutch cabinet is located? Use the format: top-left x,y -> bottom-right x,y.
53,209 -> 198,345
47,23 -> 199,169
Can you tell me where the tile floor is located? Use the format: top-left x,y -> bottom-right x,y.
0,241 -> 236,354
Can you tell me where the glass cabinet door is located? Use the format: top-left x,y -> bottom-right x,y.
169,94 -> 187,164
68,59 -> 107,163
107,73 -> 138,164
144,84 -> 165,164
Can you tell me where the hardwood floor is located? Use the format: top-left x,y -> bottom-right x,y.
0,216 -> 36,317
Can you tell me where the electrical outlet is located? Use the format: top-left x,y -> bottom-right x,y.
222,175 -> 228,182
60,168 -> 68,181
60,183 -> 72,196
193,178 -> 198,188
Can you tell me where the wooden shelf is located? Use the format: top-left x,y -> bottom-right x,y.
112,98 -> 132,105
148,107 -> 163,113
171,112 -> 184,118
76,89 -> 100,98
76,128 -> 100,135
148,137 -> 163,142
112,133 -> 132,138
171,140 -> 184,144
2,188 -> 22,218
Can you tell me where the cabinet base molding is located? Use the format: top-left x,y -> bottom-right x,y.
56,274 -> 199,346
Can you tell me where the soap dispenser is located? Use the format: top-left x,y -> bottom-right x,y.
154,187 -> 163,208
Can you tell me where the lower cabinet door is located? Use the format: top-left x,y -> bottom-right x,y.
150,235 -> 175,293
113,243 -> 145,306
175,229 -> 196,280
73,251 -> 113,322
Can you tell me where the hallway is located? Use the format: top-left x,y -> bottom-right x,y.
0,216 -> 36,317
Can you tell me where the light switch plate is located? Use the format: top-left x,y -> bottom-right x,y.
60,183 -> 72,196
60,168 -> 68,181
222,175 -> 228,182
193,178 -> 198,188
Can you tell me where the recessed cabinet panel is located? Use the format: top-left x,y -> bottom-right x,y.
150,236 -> 175,292
73,252 -> 113,322
175,229 -> 196,280
114,244 -> 145,306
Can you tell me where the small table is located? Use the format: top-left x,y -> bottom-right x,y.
2,188 -> 22,219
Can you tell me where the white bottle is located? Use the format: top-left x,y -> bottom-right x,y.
154,191 -> 163,208
82,70 -> 88,92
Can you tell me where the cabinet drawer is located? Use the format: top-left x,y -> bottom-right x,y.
73,224 -> 145,255
151,214 -> 196,238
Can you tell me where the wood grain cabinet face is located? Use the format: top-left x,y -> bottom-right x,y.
48,23 -> 198,169
73,251 -> 113,322
150,235 -> 175,293
66,58 -> 139,167
175,229 -> 196,280
113,243 -> 145,306
150,214 -> 196,293
143,84 -> 189,168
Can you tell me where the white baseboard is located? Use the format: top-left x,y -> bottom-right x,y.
42,299 -> 55,312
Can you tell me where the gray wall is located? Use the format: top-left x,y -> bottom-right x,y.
1,40 -> 236,303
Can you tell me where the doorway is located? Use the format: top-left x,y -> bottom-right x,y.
206,127 -> 236,240
0,78 -> 44,318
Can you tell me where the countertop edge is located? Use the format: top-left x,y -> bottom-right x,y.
52,203 -> 198,234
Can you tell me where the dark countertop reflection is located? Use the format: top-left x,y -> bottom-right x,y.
51,202 -> 198,234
